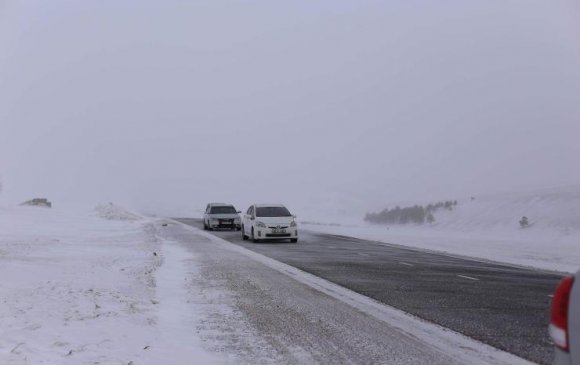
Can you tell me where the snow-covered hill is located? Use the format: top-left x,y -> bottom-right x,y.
425,185 -> 580,235
304,185 -> 580,273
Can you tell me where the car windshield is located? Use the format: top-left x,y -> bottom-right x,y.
255,207 -> 292,217
210,206 -> 237,214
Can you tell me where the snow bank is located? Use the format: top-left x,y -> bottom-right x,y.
0,204 -> 219,364
94,202 -> 142,221
304,185 -> 580,273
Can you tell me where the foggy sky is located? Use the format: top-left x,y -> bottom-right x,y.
1,0 -> 580,218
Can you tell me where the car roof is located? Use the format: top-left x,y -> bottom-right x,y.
254,204 -> 286,208
208,203 -> 231,207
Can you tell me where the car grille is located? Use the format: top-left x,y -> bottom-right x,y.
266,233 -> 291,238
268,226 -> 288,229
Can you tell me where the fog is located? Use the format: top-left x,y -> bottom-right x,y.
1,0 -> 580,218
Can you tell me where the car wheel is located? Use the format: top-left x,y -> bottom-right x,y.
242,226 -> 248,240
290,238 -> 298,243
203,221 -> 208,230
252,228 -> 259,243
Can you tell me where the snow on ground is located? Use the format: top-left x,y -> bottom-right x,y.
94,202 -> 143,221
0,204 -> 219,365
303,185 -> 580,273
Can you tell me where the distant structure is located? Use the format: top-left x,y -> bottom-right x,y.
21,198 -> 52,208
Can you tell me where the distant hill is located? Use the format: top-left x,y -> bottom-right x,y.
421,185 -> 580,235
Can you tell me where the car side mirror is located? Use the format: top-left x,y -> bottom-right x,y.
237,211 -> 242,214
251,216 -> 255,220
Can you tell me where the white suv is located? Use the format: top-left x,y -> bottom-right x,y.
242,204 -> 298,243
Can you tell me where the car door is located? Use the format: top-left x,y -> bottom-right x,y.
244,206 -> 254,235
204,205 -> 210,225
242,206 -> 249,233
250,206 -> 256,231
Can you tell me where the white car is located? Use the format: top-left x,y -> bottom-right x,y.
241,204 -> 298,243
203,203 -> 242,231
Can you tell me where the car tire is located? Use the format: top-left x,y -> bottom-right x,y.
242,226 -> 248,240
252,228 -> 259,243
203,221 -> 208,230
290,238 -> 298,243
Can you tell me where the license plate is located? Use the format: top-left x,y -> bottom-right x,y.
272,228 -> 286,233
221,221 -> 232,225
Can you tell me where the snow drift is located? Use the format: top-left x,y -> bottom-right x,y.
94,202 -> 142,221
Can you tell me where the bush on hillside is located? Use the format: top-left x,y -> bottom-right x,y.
519,216 -> 529,228
365,200 -> 457,225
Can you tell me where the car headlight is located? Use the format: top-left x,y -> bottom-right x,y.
256,221 -> 267,228
290,220 -> 297,227
234,218 -> 241,223
210,219 -> 219,223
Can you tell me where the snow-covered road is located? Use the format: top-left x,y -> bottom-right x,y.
161,221 -> 535,365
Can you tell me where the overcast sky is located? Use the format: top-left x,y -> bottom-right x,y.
1,0 -> 579,217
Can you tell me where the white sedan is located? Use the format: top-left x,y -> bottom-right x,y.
241,204 -> 298,243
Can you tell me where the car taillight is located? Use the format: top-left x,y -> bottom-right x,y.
550,275 -> 574,352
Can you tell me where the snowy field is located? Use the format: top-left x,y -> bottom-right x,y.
0,204 -> 219,365
303,185 -> 580,273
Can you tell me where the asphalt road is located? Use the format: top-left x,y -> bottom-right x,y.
176,218 -> 562,365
